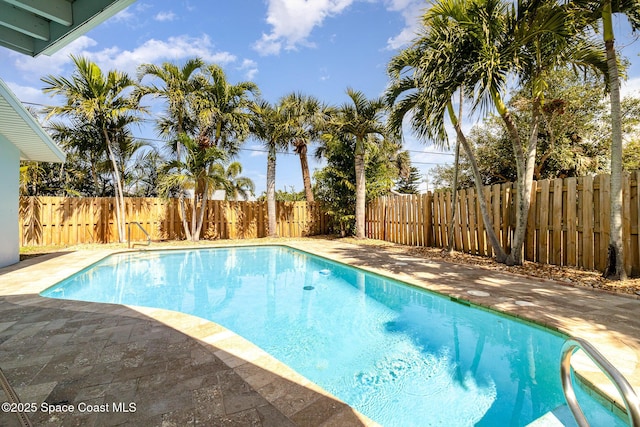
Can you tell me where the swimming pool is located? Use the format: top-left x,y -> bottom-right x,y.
41,246 -> 626,426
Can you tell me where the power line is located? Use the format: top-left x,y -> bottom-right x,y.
22,99 -> 454,159
133,135 -> 296,156
412,161 -> 451,166
404,149 -> 455,156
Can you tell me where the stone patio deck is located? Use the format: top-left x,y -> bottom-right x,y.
1,239 -> 639,426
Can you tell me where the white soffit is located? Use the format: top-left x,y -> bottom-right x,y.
0,0 -> 137,57
0,78 -> 65,163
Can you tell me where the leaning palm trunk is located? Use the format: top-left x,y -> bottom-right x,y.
447,103 -> 507,262
103,131 -> 126,243
604,22 -> 626,279
447,89 -> 464,253
295,141 -> 314,203
266,147 -> 278,237
447,140 -> 461,253
354,137 -> 367,239
491,91 -> 539,265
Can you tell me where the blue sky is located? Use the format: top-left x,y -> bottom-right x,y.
1,0 -> 639,195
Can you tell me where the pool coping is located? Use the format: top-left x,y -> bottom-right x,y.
3,239 -> 640,425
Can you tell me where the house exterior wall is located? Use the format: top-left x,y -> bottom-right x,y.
0,135 -> 19,268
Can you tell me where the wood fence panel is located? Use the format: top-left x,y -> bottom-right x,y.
538,180 -> 550,265
582,176 -> 595,270
525,181 -> 537,262
363,171 -> 640,274
467,188 -> 478,255
476,188 -> 487,257
492,185 -> 501,251
424,192 -> 433,247
552,178 -> 563,265
459,189 -> 469,253
595,175 -> 609,271
624,174 -> 632,274
501,183 -> 510,251
634,172 -> 640,276
19,197 -> 328,246
566,178 -> 577,266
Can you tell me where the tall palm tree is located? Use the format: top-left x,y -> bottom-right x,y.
574,0 -> 640,279
250,99 -> 294,237
136,58 -> 205,159
282,92 -> 331,203
387,38 -> 508,261
42,55 -> 144,242
183,64 -> 258,222
194,64 -> 259,155
332,89 -> 389,239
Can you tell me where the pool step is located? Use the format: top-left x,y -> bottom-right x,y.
526,405 -> 577,427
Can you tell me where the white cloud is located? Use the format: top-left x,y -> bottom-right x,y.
12,34 -> 238,88
254,0 -> 356,56
5,81 -> 52,107
155,11 -> 177,22
110,7 -> 136,23
14,36 -> 98,78
622,77 -> 640,99
238,59 -> 259,80
92,35 -> 236,75
384,0 -> 425,50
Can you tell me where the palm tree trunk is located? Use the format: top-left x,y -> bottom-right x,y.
447,103 -> 507,262
267,145 -> 278,237
195,182 -> 209,241
603,4 -> 626,279
178,194 -> 192,241
508,99 -> 540,265
447,88 -> 463,253
354,136 -> 366,239
491,89 -> 535,266
191,194 -> 199,241
447,140 -> 461,253
296,140 -> 314,203
103,130 -> 126,243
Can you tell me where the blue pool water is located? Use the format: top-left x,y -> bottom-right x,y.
42,246 -> 626,426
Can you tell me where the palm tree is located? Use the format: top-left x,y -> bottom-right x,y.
386,38 -> 508,261
136,58 -> 205,159
331,89 -> 389,239
250,99 -> 294,237
281,92 -> 331,203
158,134 -> 228,241
42,55 -> 144,242
211,162 -> 255,201
48,118 -> 108,195
388,0 -> 606,264
193,64 -> 259,155
574,0 -> 640,279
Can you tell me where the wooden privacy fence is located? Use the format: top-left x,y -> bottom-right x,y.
366,172 -> 640,276
19,197 -> 329,246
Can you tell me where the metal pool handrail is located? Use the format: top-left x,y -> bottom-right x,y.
561,337 -> 640,427
127,221 -> 151,249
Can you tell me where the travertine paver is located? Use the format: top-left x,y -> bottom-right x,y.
0,297 -> 359,426
1,239 -> 640,426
